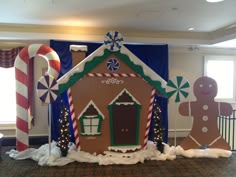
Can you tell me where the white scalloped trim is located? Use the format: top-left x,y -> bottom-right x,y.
70,45 -> 88,52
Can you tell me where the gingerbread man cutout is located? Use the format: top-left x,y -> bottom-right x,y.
179,76 -> 232,150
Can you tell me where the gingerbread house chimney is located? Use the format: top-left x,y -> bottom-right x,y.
70,45 -> 88,67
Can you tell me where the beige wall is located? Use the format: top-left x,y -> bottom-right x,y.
168,46 -> 236,137
30,58 -> 49,136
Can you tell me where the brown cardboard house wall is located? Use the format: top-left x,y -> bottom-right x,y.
57,44 -> 167,154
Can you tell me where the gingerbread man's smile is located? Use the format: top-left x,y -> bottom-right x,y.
201,90 -> 210,95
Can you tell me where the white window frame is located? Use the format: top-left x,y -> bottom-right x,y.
204,55 -> 236,102
83,118 -> 99,134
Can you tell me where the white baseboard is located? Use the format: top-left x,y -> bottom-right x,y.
168,129 -> 191,138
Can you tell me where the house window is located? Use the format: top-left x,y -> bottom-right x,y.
0,67 -> 16,124
204,55 -> 235,101
78,100 -> 104,136
81,116 -> 102,135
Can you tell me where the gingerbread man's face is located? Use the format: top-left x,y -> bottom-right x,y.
193,76 -> 217,99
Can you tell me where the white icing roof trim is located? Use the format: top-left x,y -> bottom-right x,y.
70,45 -> 88,52
77,100 -> 105,120
58,45 -> 106,84
109,88 -> 141,105
115,102 -> 134,105
58,44 -> 167,90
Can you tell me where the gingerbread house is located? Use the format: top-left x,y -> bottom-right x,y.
57,32 -> 167,154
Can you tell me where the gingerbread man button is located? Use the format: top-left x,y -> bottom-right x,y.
179,76 -> 232,150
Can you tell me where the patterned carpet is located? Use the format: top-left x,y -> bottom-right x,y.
1,146 -> 236,177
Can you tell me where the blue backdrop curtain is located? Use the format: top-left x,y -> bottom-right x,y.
50,40 -> 169,143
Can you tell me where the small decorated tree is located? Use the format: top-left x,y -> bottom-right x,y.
152,97 -> 165,153
57,102 -> 70,157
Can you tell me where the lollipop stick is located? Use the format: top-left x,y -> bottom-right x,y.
174,103 -> 178,146
48,104 -> 52,156
166,76 -> 190,147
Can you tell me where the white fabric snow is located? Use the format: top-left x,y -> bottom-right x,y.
175,145 -> 232,158
7,141 -> 232,166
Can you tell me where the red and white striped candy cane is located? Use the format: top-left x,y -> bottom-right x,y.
143,88 -> 156,149
14,44 -> 60,151
86,73 -> 140,77
67,88 -> 80,150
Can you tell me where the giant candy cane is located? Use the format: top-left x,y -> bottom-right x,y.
14,44 -> 60,151
143,88 -> 156,149
67,88 -> 80,150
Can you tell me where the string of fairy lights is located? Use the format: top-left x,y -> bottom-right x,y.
152,97 -> 165,152
57,102 -> 70,157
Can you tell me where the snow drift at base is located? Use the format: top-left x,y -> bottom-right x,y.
7,141 -> 232,166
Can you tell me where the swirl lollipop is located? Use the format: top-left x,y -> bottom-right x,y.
106,58 -> 120,71
104,31 -> 124,51
166,76 -> 190,102
37,75 -> 58,103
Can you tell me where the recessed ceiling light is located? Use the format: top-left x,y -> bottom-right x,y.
206,0 -> 224,3
188,27 -> 195,31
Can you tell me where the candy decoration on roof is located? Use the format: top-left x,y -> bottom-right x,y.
14,44 -> 60,151
104,31 -> 124,51
166,76 -> 190,102
37,75 -> 58,103
106,58 -> 120,71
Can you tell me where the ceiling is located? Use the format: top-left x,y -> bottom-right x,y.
1,0 -> 236,48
